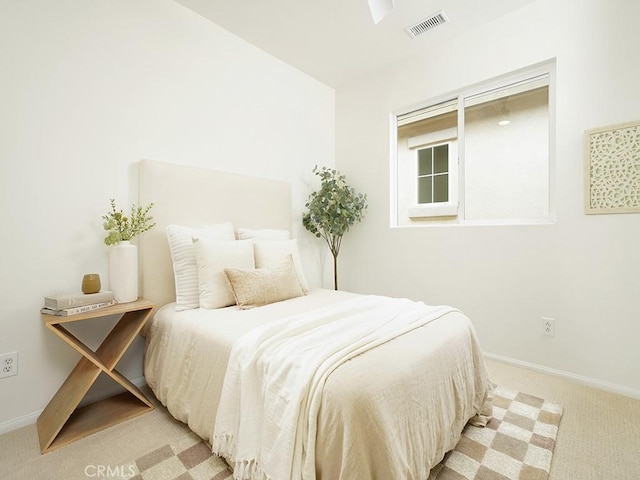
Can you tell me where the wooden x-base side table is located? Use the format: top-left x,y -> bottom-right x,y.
37,299 -> 155,453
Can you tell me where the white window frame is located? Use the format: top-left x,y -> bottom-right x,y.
390,60 -> 556,227
407,134 -> 458,218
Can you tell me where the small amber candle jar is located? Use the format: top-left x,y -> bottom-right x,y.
82,274 -> 101,294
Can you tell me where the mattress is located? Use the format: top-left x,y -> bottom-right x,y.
143,289 -> 492,479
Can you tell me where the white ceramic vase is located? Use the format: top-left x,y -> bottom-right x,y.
109,241 -> 138,303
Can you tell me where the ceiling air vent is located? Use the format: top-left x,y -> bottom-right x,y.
405,10 -> 449,38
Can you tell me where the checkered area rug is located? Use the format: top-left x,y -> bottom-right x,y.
125,431 -> 232,480
126,385 -> 561,480
428,385 -> 563,480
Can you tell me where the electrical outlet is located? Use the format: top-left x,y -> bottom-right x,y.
0,351 -> 18,378
542,317 -> 555,337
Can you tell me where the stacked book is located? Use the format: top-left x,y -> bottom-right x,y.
41,291 -> 116,316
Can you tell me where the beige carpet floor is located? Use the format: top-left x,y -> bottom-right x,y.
485,359 -> 640,479
1,359 -> 639,479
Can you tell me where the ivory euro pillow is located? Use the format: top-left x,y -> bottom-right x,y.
166,222 -> 235,311
224,255 -> 304,309
194,238 -> 255,309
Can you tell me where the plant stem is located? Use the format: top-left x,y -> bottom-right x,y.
333,252 -> 338,290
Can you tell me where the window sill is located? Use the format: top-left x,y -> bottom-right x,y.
408,204 -> 458,218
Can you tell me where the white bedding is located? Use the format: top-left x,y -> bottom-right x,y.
143,289 -> 492,480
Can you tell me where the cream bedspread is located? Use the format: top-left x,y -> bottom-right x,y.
144,289 -> 492,480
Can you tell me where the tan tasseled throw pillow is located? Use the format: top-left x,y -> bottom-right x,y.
224,255 -> 305,309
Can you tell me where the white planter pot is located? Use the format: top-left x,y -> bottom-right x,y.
109,241 -> 138,303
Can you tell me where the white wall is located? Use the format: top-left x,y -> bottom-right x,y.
0,0 -> 334,429
336,0 -> 640,395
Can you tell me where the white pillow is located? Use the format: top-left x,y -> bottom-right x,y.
166,222 -> 235,311
224,255 -> 304,309
237,228 -> 290,241
194,238 -> 255,309
253,239 -> 309,293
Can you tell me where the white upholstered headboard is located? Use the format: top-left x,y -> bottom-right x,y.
138,159 -> 292,308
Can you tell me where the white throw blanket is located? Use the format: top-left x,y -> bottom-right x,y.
212,295 -> 457,480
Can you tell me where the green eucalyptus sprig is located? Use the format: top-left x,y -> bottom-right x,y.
302,166 -> 367,290
102,198 -> 156,246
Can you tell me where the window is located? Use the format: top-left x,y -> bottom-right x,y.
397,100 -> 458,218
417,144 -> 449,204
392,62 -> 554,226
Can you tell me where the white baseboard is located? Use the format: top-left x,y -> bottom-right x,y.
485,352 -> 640,400
0,410 -> 41,437
0,376 -> 148,436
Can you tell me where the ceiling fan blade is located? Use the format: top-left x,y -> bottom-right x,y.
368,0 -> 394,24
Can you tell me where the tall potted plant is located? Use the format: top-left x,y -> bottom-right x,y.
302,166 -> 367,290
103,199 -> 155,302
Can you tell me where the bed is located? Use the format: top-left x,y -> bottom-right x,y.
138,159 -> 492,480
